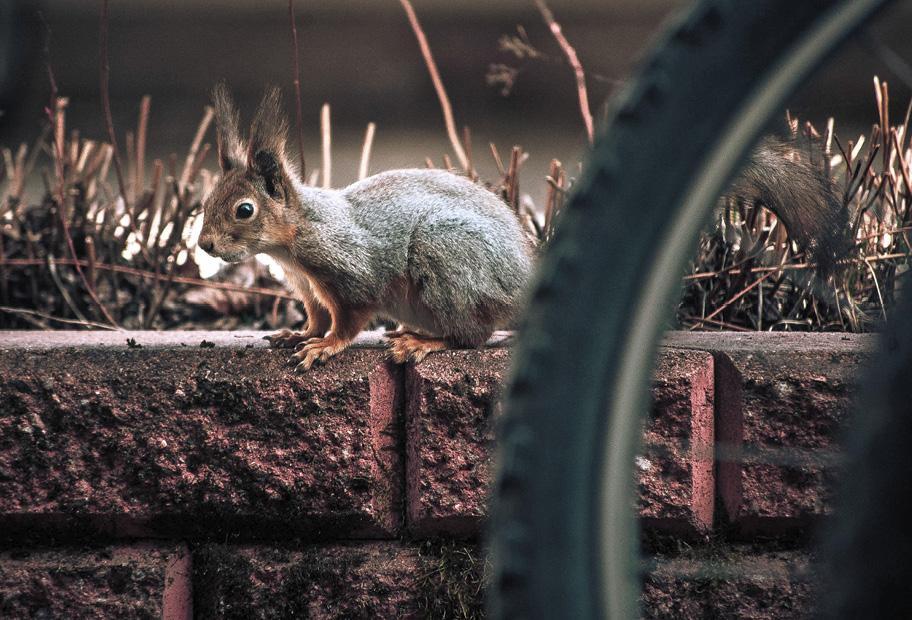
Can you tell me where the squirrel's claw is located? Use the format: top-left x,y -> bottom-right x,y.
292,349 -> 329,372
294,358 -> 325,373
288,334 -> 349,372
293,337 -> 324,352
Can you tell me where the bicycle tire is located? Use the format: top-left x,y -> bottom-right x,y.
819,267 -> 912,616
488,1 -> 895,618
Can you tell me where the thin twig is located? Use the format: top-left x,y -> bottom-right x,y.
533,0 -> 594,145
463,125 -> 477,180
143,259 -> 178,329
681,316 -> 754,332
126,132 -> 137,194
543,158 -> 562,239
288,0 -> 307,177
506,146 -> 521,211
0,257 -> 297,300
863,258 -> 888,322
692,271 -> 777,329
398,0 -> 469,169
489,143 -> 506,176
685,251 -> 912,281
0,306 -> 119,330
135,95 -> 150,196
85,236 -> 98,291
179,106 -> 215,190
320,103 -> 332,188
47,96 -> 120,327
57,206 -> 120,327
358,122 -> 376,181
46,256 -> 89,323
187,143 -> 212,189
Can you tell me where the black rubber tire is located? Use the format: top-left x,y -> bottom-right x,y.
488,1 -> 894,618
819,275 -> 912,617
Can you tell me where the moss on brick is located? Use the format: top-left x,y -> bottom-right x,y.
416,540 -> 488,619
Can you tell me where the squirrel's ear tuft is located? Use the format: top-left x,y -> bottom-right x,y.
247,87 -> 288,168
252,149 -> 284,199
247,87 -> 290,200
212,82 -> 245,172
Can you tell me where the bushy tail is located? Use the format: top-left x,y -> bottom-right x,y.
727,136 -> 850,273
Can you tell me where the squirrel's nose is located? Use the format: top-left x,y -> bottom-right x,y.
199,236 -> 214,254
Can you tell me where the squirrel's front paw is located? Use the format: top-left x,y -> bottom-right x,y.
287,334 -> 348,372
265,327 -> 323,349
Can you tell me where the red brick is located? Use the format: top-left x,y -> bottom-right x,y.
0,332 -> 403,541
404,349 -> 509,537
638,349 -> 715,536
0,543 -> 189,619
405,346 -> 720,538
192,542 -> 423,618
664,332 -> 873,534
643,547 -> 816,619
713,352 -> 744,531
163,544 -> 193,620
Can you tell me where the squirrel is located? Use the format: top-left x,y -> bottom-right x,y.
198,86 -> 847,371
726,135 -> 850,273
198,85 -> 534,371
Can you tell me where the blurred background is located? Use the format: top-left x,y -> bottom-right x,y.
4,0 -> 912,202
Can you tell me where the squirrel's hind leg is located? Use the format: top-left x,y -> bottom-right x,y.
388,328 -> 493,364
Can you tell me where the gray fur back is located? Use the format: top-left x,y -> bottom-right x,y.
342,169 -> 533,342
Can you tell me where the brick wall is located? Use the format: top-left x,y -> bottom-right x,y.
0,331 -> 873,618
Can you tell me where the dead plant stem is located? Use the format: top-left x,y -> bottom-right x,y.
398,0 -> 469,169
288,0 -> 307,177
533,0 -> 594,145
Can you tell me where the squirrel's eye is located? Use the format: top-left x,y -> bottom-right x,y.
235,201 -> 255,220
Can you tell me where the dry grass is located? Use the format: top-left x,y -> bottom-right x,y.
678,79 -> 912,332
0,3 -> 907,333
416,541 -> 487,620
0,94 -> 303,330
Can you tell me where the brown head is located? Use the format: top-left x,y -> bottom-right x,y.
198,84 -> 299,262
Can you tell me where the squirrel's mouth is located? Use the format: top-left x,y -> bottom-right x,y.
217,251 -> 250,264
205,246 -> 250,263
